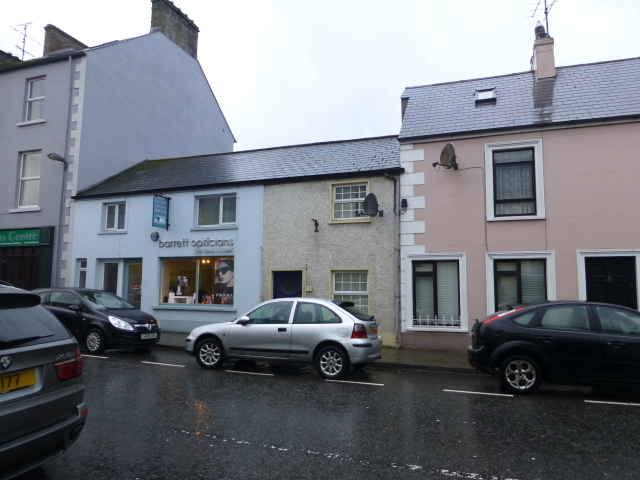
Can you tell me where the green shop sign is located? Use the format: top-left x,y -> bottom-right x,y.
0,228 -> 41,247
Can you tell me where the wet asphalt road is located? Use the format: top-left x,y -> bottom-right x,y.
17,348 -> 640,480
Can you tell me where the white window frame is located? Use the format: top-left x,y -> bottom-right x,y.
403,252 -> 468,332
18,151 -> 41,208
77,259 -> 88,288
196,194 -> 237,228
486,251 -> 556,315
103,201 -> 127,232
100,259 -> 124,296
485,139 -> 545,221
331,269 -> 369,312
577,249 -> 640,306
25,77 -> 45,122
330,181 -> 370,223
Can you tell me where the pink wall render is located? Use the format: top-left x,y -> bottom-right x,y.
402,121 -> 640,350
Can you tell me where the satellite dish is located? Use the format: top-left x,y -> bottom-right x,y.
362,193 -> 382,217
433,143 -> 458,170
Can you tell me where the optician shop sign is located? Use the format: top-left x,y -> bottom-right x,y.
0,229 -> 41,247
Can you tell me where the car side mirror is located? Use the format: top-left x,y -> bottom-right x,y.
68,304 -> 83,313
236,316 -> 250,325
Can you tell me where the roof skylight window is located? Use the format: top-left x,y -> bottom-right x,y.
475,88 -> 497,102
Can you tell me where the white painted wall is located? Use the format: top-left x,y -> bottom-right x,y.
72,184 -> 263,332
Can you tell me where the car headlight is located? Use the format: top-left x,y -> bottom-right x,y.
108,316 -> 134,331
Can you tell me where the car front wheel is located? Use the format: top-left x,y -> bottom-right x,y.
85,328 -> 106,354
316,346 -> 349,379
499,355 -> 542,394
195,338 -> 225,369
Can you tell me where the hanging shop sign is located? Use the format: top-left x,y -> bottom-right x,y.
152,195 -> 170,230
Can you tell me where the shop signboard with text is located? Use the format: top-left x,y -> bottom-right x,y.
0,229 -> 41,247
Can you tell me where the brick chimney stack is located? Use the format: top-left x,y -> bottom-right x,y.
150,0 -> 199,59
531,22 -> 556,80
43,25 -> 88,56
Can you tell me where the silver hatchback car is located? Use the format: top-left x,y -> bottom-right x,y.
186,298 -> 382,379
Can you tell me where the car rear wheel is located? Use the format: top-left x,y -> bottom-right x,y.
195,338 -> 225,369
316,346 -> 349,379
85,328 -> 106,354
499,355 -> 542,394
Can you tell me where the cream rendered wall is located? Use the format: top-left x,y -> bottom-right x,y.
262,176 -> 398,345
401,121 -> 640,351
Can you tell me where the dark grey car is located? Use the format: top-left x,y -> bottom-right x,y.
0,284 -> 87,479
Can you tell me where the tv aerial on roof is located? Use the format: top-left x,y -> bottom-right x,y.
432,143 -> 458,170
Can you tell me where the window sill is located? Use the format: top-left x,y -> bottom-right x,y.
406,326 -> 469,333
153,304 -> 237,312
99,230 -> 127,235
487,215 -> 545,222
9,207 -> 41,213
16,119 -> 46,127
328,218 -> 372,224
191,225 -> 238,231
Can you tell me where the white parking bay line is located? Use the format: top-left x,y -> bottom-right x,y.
81,355 -> 109,359
326,380 -> 384,386
142,361 -> 185,368
585,400 -> 640,407
225,370 -> 275,376
444,389 -> 513,397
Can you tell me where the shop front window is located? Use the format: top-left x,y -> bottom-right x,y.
160,257 -> 234,305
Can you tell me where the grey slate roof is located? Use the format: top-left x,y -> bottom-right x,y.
75,136 -> 401,199
399,57 -> 640,141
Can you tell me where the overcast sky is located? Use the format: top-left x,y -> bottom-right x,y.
2,0 -> 639,151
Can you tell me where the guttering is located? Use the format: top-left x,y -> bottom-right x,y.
384,172 -> 402,349
398,115 -> 640,145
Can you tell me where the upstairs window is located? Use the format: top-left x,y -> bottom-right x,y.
104,202 -> 126,231
19,151 -> 41,207
26,77 -> 45,122
197,195 -> 236,227
493,148 -> 536,216
331,182 -> 368,221
485,140 -> 545,221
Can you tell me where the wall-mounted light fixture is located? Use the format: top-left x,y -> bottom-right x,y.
311,219 -> 319,232
47,152 -> 68,165
400,198 -> 408,209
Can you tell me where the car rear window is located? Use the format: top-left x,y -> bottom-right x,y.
334,303 -> 373,321
0,302 -> 72,349
511,310 -> 537,327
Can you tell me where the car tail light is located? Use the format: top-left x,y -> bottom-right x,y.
55,346 -> 83,381
351,324 -> 368,339
482,307 -> 525,324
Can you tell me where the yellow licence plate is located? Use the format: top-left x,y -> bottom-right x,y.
0,369 -> 36,394
370,325 -> 378,334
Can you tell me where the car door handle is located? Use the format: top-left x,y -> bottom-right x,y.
278,328 -> 287,332
537,336 -> 553,342
607,342 -> 624,348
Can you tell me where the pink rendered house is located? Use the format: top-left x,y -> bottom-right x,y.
397,25 -> 640,352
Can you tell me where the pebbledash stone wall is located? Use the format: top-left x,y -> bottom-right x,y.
262,176 -> 399,344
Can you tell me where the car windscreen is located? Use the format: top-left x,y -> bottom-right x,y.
334,302 -> 374,321
79,291 -> 134,309
0,303 -> 71,348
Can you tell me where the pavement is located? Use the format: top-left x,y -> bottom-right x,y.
157,331 -> 475,373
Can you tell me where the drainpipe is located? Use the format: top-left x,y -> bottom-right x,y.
385,173 -> 402,349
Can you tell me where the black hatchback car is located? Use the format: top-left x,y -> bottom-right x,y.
468,301 -> 640,394
32,288 -> 160,354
